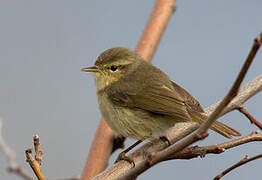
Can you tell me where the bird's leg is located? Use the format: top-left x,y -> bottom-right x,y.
114,140 -> 142,167
159,136 -> 171,146
112,135 -> 126,154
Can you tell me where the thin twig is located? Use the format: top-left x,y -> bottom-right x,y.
81,1 -> 176,180
238,107 -> 262,130
206,75 -> 262,117
167,131 -> 262,160
196,32 -> 262,137
0,120 -> 33,180
213,153 -> 262,180
34,134 -> 43,165
25,135 -> 45,180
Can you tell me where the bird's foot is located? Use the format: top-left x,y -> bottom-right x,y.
114,151 -> 135,167
159,136 -> 171,146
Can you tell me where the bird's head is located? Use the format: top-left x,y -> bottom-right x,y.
82,47 -> 142,90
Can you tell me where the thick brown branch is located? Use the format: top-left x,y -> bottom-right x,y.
81,119 -> 115,180
81,1 -> 176,179
213,153 -> 262,180
135,0 -> 175,61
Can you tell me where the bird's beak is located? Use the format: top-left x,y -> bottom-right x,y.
81,66 -> 99,72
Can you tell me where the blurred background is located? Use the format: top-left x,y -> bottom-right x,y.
0,0 -> 261,179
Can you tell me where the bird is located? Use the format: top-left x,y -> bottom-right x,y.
82,47 -> 241,163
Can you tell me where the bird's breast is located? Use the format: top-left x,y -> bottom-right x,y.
96,92 -> 177,140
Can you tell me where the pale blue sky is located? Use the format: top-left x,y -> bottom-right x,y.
1,1 -> 261,180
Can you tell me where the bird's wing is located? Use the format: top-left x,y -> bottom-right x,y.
108,83 -> 192,121
170,81 -> 205,113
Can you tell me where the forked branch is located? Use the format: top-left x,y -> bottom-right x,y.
25,134 -> 45,180
0,120 -> 33,180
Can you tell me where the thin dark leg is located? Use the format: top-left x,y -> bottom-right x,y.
122,140 -> 142,154
112,135 -> 126,154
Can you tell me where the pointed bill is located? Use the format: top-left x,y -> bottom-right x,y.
81,66 -> 99,72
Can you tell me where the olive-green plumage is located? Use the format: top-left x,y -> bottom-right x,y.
82,47 -> 241,140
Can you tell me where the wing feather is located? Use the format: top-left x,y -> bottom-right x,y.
108,84 -> 192,121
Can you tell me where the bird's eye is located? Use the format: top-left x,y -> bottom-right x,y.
110,65 -> 118,72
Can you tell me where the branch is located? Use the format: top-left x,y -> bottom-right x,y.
135,0 -> 175,61
206,33 -> 262,117
91,33 -> 262,180
238,107 -> 262,130
25,134 -> 45,180
81,120 -> 115,180
0,119 -> 33,180
213,153 -> 262,180
167,131 -> 262,160
81,1 -> 176,179
206,75 -> 262,117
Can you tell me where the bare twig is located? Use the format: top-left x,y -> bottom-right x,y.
92,33 -> 262,180
167,131 -> 262,160
1,119 -> 80,180
195,32 -> 262,138
34,134 -> 43,165
238,107 -> 262,130
206,75 -> 262,117
0,120 -> 33,180
81,1 -> 176,180
25,135 -> 45,180
213,153 -> 262,180
206,33 -> 262,117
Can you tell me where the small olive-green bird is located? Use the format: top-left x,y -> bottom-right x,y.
82,47 -> 241,143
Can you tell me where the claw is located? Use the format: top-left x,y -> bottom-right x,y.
159,136 -> 171,146
115,152 -> 135,167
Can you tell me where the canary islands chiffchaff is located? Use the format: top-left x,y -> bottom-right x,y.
82,47 -> 240,142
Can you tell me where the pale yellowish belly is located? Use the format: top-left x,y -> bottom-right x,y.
97,93 -> 177,140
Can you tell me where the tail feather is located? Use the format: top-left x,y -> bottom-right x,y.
211,121 -> 241,138
189,112 -> 241,139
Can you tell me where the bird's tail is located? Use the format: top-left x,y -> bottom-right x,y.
210,120 -> 241,138
190,112 -> 241,138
